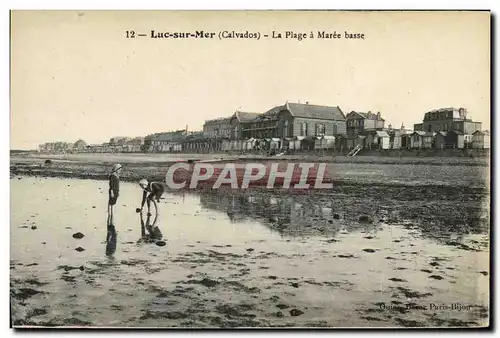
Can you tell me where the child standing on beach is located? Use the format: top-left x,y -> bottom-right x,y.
108,163 -> 123,226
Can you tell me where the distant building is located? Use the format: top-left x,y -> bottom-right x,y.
241,105 -> 281,139
346,111 -> 385,138
229,111 -> 260,139
39,141 -> 73,153
144,130 -> 186,152
123,137 -> 144,152
109,137 -> 132,146
85,144 -> 103,153
414,107 -> 482,134
279,102 -> 347,138
73,139 -> 87,152
203,117 -> 232,138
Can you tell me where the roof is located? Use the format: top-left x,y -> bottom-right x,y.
448,130 -> 464,135
391,129 -> 413,136
233,111 -> 260,123
152,130 -> 186,141
285,102 -> 346,121
428,107 -> 463,113
348,111 -> 385,121
473,130 -> 490,135
250,106 -> 281,122
204,117 -> 232,125
375,131 -> 389,137
411,131 -> 427,136
436,131 -> 448,136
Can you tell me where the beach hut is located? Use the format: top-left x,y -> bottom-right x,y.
173,143 -> 182,152
375,131 -> 390,149
347,135 -> 366,149
314,135 -> 336,149
244,138 -> 257,151
282,137 -> 294,150
446,130 -> 465,149
270,138 -> 281,150
472,130 -> 490,149
410,131 -> 435,149
435,131 -> 448,149
221,139 -> 231,151
364,130 -> 389,149
288,136 -> 302,150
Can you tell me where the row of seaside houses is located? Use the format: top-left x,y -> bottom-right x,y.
38,103 -> 489,154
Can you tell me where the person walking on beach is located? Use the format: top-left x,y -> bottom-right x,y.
138,179 -> 165,216
108,163 -> 123,226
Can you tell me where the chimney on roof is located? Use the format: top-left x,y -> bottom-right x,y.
401,123 -> 405,130
306,101 -> 309,105
376,112 -> 381,119
459,107 -> 467,119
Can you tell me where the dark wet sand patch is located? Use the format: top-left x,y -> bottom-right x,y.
396,287 -> 432,299
429,275 -> 444,280
395,318 -> 425,327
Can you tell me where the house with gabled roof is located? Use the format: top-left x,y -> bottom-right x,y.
229,111 -> 260,139
278,101 -> 347,138
346,110 -> 385,138
239,106 -> 282,139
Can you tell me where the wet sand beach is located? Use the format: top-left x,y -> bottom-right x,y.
10,154 -> 490,328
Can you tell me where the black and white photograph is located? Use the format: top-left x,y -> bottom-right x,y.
9,9 -> 491,329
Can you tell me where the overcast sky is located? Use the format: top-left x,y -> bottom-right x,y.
11,10 -> 490,149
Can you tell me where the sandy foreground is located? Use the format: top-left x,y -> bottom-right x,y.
10,154 -> 490,328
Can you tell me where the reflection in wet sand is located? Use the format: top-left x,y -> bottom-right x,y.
138,211 -> 163,244
196,187 -> 488,246
105,225 -> 117,257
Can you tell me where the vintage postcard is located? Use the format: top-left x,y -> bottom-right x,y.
10,10 -> 490,329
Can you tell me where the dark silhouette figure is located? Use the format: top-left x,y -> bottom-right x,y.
138,210 -> 163,244
105,224 -> 117,257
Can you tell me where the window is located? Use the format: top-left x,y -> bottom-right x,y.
428,124 -> 432,132
282,121 -> 289,137
301,122 -> 308,136
315,123 -> 326,136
